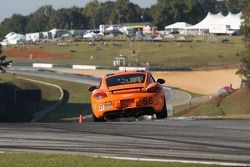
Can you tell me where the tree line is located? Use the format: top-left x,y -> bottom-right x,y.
0,0 -> 249,39
238,4 -> 250,87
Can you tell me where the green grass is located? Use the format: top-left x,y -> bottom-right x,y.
0,73 -> 91,122
176,88 -> 250,118
0,73 -> 60,122
15,74 -> 92,122
221,88 -> 250,117
174,98 -> 225,117
4,36 -> 244,68
0,153 -> 219,167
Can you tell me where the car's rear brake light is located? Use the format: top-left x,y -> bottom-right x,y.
147,85 -> 161,93
93,92 -> 107,99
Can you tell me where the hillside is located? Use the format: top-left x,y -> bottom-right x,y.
176,88 -> 250,118
0,73 -> 60,122
3,36 -> 243,69
221,88 -> 250,117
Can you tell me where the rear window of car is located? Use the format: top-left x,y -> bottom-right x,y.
106,74 -> 145,87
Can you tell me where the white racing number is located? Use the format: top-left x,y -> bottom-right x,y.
143,97 -> 153,105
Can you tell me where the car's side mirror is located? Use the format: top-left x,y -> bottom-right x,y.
88,86 -> 97,92
157,78 -> 165,84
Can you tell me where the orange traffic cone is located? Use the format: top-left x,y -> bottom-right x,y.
79,114 -> 83,124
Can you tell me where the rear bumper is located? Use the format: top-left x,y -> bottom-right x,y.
91,92 -> 165,119
103,107 -> 155,119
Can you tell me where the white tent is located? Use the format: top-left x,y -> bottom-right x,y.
26,32 -> 41,42
49,28 -> 67,39
225,12 -> 242,30
106,25 -> 120,31
83,32 -> 100,39
2,32 -> 27,45
186,12 -> 242,35
165,22 -> 192,34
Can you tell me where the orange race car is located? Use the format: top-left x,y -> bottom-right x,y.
88,70 -> 168,122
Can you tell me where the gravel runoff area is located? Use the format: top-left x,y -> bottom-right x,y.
54,68 -> 241,95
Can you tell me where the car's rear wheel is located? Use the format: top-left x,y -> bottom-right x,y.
92,113 -> 106,122
156,99 -> 168,119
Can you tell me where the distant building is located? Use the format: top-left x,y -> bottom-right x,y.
99,24 -> 110,34
26,32 -> 42,42
100,22 -> 155,36
49,28 -> 68,39
1,32 -> 27,45
113,55 -> 127,67
143,25 -> 157,34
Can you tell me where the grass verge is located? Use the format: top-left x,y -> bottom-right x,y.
0,73 -> 91,122
15,74 -> 92,122
0,73 -> 60,122
0,153 -> 219,167
175,88 -> 250,118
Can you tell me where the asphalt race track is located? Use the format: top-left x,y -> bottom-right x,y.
1,120 -> 250,166
2,67 -> 250,166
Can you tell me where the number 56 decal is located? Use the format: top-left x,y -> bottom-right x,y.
143,97 -> 153,105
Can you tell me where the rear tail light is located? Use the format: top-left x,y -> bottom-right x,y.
93,92 -> 107,99
147,84 -> 161,93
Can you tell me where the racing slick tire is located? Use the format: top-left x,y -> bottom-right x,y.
156,99 -> 168,119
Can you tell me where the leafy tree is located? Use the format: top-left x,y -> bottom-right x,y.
67,7 -> 87,29
141,8 -> 153,23
110,0 -> 129,24
99,1 -> 115,24
125,2 -> 142,23
151,0 -> 172,28
201,0 -> 218,13
110,0 -> 142,24
48,9 -> 68,29
83,0 -> 102,29
224,0 -> 241,13
0,0 -> 249,39
0,14 -> 27,40
215,0 -> 228,15
151,0 -> 204,29
185,0 -> 205,24
238,6 -> 250,87
26,5 -> 55,32
48,7 -> 86,29
0,44 -> 12,72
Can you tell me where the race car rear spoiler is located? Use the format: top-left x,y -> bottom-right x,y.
110,87 -> 144,94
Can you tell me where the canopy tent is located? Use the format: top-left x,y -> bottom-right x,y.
2,32 -> 27,45
188,12 -> 225,29
224,12 -> 242,30
165,22 -> 192,34
186,12 -> 242,35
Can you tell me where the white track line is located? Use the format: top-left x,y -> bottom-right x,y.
98,156 -> 250,167
163,87 -> 192,105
